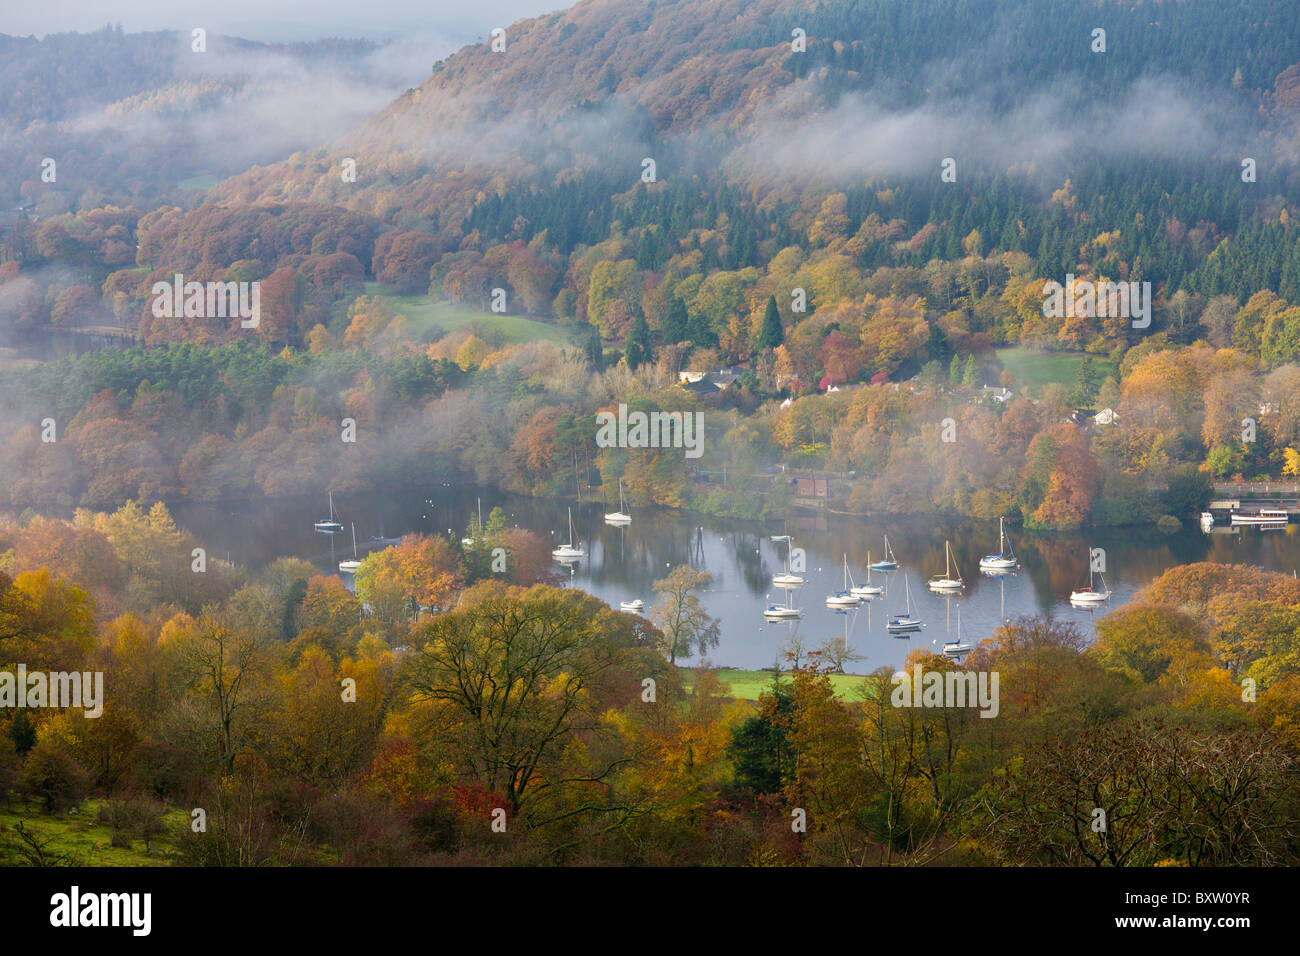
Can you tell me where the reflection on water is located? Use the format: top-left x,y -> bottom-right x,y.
164,487 -> 1300,672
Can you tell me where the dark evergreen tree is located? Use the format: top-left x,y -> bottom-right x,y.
585,324 -> 605,372
625,314 -> 653,369
662,293 -> 689,344
758,295 -> 784,349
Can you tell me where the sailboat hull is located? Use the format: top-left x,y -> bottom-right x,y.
763,606 -> 802,619
979,556 -> 1017,569
1069,590 -> 1109,603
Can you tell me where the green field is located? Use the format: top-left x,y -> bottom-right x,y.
0,799 -> 182,866
364,284 -> 573,346
177,173 -> 221,191
690,668 -> 877,702
995,347 -> 1089,392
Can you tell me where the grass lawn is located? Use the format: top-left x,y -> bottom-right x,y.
996,346 -> 1091,394
363,283 -> 573,345
0,798 -> 183,866
690,667 -> 877,702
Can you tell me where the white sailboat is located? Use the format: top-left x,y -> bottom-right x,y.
1069,549 -> 1111,604
886,575 -> 923,632
314,491 -> 343,534
605,479 -> 632,525
943,605 -> 973,657
928,539 -> 965,592
764,585 -> 802,619
870,534 -> 899,571
826,553 -> 862,607
338,522 -> 362,573
851,551 -> 885,597
979,516 -> 1018,571
772,535 -> 804,586
552,507 -> 585,560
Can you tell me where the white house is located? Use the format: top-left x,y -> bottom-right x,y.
1094,407 -> 1119,426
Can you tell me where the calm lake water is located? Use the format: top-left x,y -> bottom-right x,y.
161,487 -> 1300,673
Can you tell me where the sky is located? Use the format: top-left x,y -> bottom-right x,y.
0,0 -> 567,42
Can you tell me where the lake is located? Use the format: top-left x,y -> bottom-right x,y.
160,486 -> 1300,673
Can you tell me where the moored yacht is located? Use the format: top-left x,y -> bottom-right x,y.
979,516 -> 1018,571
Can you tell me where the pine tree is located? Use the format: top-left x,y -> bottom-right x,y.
585,324 -> 604,372
962,354 -> 979,386
949,354 -> 963,385
758,295 -> 784,349
663,294 -> 689,344
625,315 -> 653,369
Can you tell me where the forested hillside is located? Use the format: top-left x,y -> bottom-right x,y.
2,0 -> 1300,528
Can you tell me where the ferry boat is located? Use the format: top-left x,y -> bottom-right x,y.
1230,508 -> 1289,527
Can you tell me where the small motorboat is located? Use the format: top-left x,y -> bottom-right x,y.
619,599 -> 644,612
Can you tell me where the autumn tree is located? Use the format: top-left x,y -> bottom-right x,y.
404,582 -> 658,819
650,565 -> 720,664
